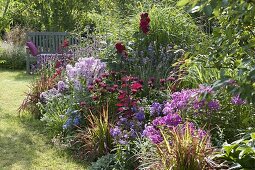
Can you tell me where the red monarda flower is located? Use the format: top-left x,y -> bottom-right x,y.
115,42 -> 126,53
131,82 -> 143,90
140,12 -> 150,34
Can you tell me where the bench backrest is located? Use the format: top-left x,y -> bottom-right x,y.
27,32 -> 78,54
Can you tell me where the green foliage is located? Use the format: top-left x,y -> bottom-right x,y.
178,0 -> 255,103
88,154 -> 116,170
39,96 -> 70,137
0,43 -> 26,70
133,137 -> 161,169
212,133 -> 255,169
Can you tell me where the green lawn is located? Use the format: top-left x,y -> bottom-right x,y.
0,69 -> 87,170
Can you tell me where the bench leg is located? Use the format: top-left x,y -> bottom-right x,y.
26,55 -> 31,74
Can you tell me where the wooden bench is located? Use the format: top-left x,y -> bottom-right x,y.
26,32 -> 78,73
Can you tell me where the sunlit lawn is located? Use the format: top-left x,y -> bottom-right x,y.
0,69 -> 87,169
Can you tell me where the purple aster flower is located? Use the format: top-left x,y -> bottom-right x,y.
231,95 -> 245,105
163,113 -> 182,127
135,111 -> 145,121
110,126 -> 121,137
57,81 -> 66,91
152,117 -> 165,126
143,125 -> 163,144
193,99 -> 205,110
208,100 -> 220,110
150,102 -> 162,116
197,128 -> 207,139
119,139 -> 128,145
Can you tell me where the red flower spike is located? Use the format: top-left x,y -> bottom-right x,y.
118,93 -> 126,100
113,84 -> 118,89
140,12 -> 150,34
88,85 -> 94,91
166,76 -> 175,82
116,103 -> 124,107
92,95 -> 99,101
95,78 -> 102,84
115,42 -> 126,53
117,107 -> 125,112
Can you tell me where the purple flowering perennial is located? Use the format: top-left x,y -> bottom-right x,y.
66,57 -> 106,87
208,100 -> 220,110
150,102 -> 162,116
110,126 -> 121,137
57,81 -> 66,91
231,95 -> 246,105
152,113 -> 182,127
143,125 -> 163,144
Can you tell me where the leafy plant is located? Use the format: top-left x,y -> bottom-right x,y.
211,133 -> 255,169
0,41 -> 26,70
88,153 -> 116,170
19,67 -> 62,118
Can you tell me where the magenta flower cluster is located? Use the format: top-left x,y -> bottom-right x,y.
162,85 -> 220,115
231,95 -> 246,105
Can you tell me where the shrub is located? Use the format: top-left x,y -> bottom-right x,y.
0,41 -> 26,70
88,154 -> 116,170
210,133 -> 255,169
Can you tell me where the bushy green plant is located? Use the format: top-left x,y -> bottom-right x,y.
88,153 -> 116,170
39,95 -> 70,137
210,133 -> 255,169
0,42 -> 26,70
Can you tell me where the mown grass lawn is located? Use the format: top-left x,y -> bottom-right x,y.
0,69 -> 87,170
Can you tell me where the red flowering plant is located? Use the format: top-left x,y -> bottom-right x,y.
140,12 -> 150,34
85,71 -> 145,118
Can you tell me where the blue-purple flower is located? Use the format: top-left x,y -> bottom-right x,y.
231,95 -> 246,105
150,102 -> 162,116
57,81 -> 66,91
208,100 -> 220,110
110,126 -> 121,137
135,111 -> 145,121
143,125 -> 163,144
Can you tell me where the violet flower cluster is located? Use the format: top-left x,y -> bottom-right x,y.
66,57 -> 106,88
231,95 -> 246,105
143,115 -> 207,144
162,85 -> 220,115
40,88 -> 61,103
110,107 -> 145,144
143,113 -> 183,144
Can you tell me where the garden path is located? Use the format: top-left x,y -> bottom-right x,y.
0,70 -> 86,169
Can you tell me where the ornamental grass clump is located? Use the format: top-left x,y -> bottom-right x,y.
142,120 -> 213,170
75,106 -> 113,160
